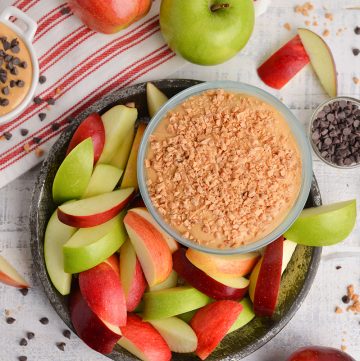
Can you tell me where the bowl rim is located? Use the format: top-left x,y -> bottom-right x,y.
137,80 -> 313,255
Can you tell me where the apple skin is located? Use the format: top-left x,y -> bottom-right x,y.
173,248 -> 248,300
68,0 -> 152,34
69,286 -> 121,354
257,35 -> 310,89
0,255 -> 29,289
286,346 -> 356,361
66,113 -> 105,164
160,0 -> 254,65
227,298 -> 255,334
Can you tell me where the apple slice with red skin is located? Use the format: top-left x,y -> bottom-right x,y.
0,255 -> 29,289
286,346 -> 356,361
118,313 -> 171,361
58,188 -> 134,228
257,35 -> 310,89
173,248 -> 248,300
190,300 -> 243,360
66,113 -> 105,163
69,286 -> 121,354
79,255 -> 127,327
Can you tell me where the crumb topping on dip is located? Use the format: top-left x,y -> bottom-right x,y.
0,23 -> 33,116
145,89 -> 302,249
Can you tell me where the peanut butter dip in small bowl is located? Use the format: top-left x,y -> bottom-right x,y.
0,6 -> 38,125
138,81 -> 313,254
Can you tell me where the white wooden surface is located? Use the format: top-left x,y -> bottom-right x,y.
1,0 -> 360,360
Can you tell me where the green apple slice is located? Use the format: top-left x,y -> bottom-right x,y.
142,286 -> 211,320
227,298 -> 255,334
52,138 -> 94,204
63,212 -> 127,273
83,164 -> 123,198
98,105 -> 137,164
109,127 -> 135,169
146,82 -> 168,117
148,270 -> 178,292
44,209 -> 77,295
284,200 -> 356,246
149,317 -> 198,353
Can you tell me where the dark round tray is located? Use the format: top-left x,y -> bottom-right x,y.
30,79 -> 322,360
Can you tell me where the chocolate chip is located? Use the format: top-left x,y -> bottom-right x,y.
20,128 -> 29,136
17,80 -> 25,88
39,317 -> 49,325
0,70 -> 7,84
2,40 -> 10,50
353,48 -> 360,56
19,288 -> 28,296
11,38 -> 19,47
18,356 -> 27,361
2,86 -> 9,95
63,329 -> 71,339
39,75 -> 47,84
33,96 -> 43,104
46,98 -> 55,105
342,295 -> 350,304
56,342 -> 66,351
355,26 -> 360,35
19,338 -> 28,346
336,265 -> 342,270
51,123 -> 60,131
11,45 -> 20,54
10,80 -> 16,88
20,61 -> 27,69
26,332 -> 35,340
39,113 -> 46,121
0,97 -> 10,106
6,317 -> 15,324
10,67 -> 18,75
4,54 -> 12,62
60,6 -> 71,15
13,57 -> 20,65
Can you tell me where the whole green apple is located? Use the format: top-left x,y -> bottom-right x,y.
160,0 -> 255,65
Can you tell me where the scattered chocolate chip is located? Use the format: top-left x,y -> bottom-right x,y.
62,330 -> 71,339
19,338 -> 28,346
2,86 -> 9,95
60,6 -> 71,15
39,75 -> 47,84
33,137 -> 42,144
46,98 -> 55,105
39,317 -> 49,325
0,98 -> 9,106
20,61 -> 27,69
10,80 -> 16,88
39,113 -> 46,121
10,38 -> 19,48
56,342 -> 66,351
6,317 -> 15,324
26,332 -> 35,340
336,265 -> 342,270
13,57 -> 20,65
19,288 -> 28,296
20,128 -> 29,136
353,48 -> 360,56
17,80 -> 25,88
3,131 -> 12,140
11,45 -> 20,54
355,26 -> 360,35
0,69 -> 7,83
342,295 -> 351,304
2,39 -> 10,51
18,356 -> 27,361
33,96 -> 43,104
51,122 -> 60,131
4,54 -> 12,62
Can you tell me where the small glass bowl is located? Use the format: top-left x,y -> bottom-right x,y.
309,96 -> 360,169
137,81 -> 313,255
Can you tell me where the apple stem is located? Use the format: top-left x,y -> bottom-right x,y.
210,3 -> 230,11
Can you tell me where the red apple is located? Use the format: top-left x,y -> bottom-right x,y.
118,313 -> 171,361
190,300 -> 243,360
173,248 -> 249,300
257,35 -> 310,89
68,0 -> 152,34
66,113 -> 105,164
69,287 -> 121,354
58,188 -> 134,228
287,346 -> 356,361
0,255 -> 29,289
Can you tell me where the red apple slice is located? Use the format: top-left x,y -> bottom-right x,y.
58,188 -> 134,228
120,240 -> 147,312
118,313 -> 171,361
66,113 -> 105,163
257,35 -> 310,89
124,209 -> 172,287
173,248 -> 248,300
0,255 -> 29,289
286,346 -> 356,361
79,255 -> 127,327
69,287 -> 121,354
190,300 -> 243,360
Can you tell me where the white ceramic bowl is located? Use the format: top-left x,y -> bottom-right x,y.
0,6 -> 39,125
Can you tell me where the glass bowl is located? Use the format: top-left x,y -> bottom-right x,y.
138,81 -> 313,255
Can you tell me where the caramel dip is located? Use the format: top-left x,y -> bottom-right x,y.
0,23 -> 33,116
145,89 -> 302,249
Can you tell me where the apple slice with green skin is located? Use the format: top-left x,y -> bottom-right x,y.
58,188 -> 134,228
186,248 -> 260,278
286,346 -> 356,361
142,286 -> 211,320
149,316 -> 198,353
120,240 -> 147,312
284,200 -> 356,246
227,298 -> 255,334
190,300 -> 243,360
83,164 -> 123,198
148,270 -> 178,292
120,123 -> 146,191
124,209 -> 173,287
249,236 -> 283,317
63,213 -> 127,273
146,82 -> 168,117
0,255 -> 29,289
53,138 -> 94,204
173,248 -> 249,300
109,127 -> 135,169
282,239 -> 297,274
257,35 -> 310,90
70,286 -> 121,354
298,28 -> 337,97
118,313 -> 171,361
44,209 -> 76,295
66,113 -> 105,163
98,105 -> 137,164
79,255 -> 127,327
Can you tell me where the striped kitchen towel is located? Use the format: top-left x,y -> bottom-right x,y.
0,0 -> 185,188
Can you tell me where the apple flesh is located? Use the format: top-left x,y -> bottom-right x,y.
146,82 -> 168,117
148,270 -> 178,292
227,298 -> 255,333
298,28 -> 337,97
257,35 -> 310,89
69,0 -> 152,34
282,239 -> 297,274
286,346 -> 356,361
44,210 -> 76,295
284,200 -> 356,246
173,248 -> 249,300
190,300 -> 243,360
58,188 -> 134,228
66,113 -> 105,163
0,255 -> 29,289
63,213 -> 127,273
109,127 -> 135,170
142,286 -> 211,320
160,0 -> 254,65
52,138 -> 94,204
149,317 -> 198,353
